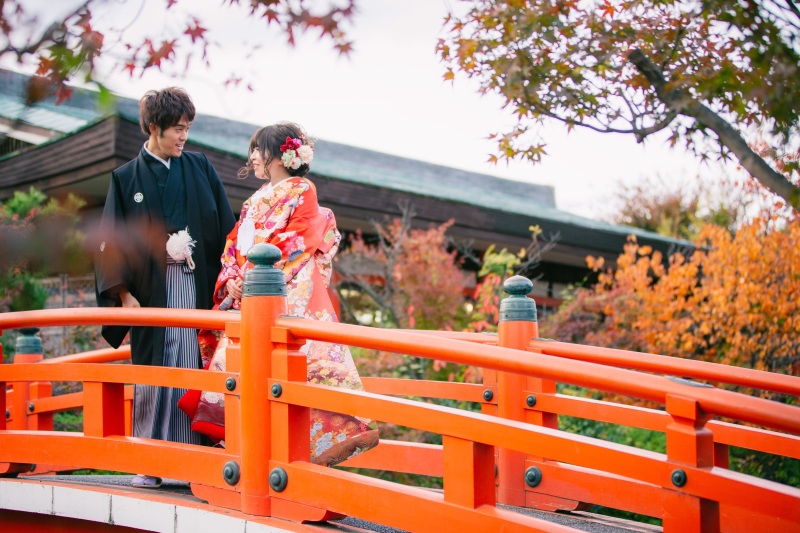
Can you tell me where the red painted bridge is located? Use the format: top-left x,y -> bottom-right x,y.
1,248 -> 799,532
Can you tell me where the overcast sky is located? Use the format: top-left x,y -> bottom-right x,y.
4,0 -> 742,219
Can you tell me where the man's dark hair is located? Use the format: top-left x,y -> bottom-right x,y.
139,87 -> 196,136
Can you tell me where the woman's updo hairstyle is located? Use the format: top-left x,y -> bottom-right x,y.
237,121 -> 314,180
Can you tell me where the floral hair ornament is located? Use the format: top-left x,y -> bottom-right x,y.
280,136 -> 313,170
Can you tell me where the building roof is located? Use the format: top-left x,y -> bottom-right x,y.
0,97 -> 92,133
0,68 -> 692,269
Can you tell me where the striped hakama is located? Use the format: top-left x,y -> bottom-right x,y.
132,260 -> 211,446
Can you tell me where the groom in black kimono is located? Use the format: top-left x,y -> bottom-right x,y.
95,87 -> 235,488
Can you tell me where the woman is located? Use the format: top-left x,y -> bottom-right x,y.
180,122 -> 379,466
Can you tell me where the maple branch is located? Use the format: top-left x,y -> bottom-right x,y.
777,0 -> 800,27
628,48 -> 800,211
0,1 -> 91,59
615,88 -> 675,140
447,237 -> 482,267
2,21 -> 58,59
516,231 -> 559,275
527,97 -> 639,135
632,111 -> 678,143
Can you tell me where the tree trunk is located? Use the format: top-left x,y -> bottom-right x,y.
628,49 -> 800,212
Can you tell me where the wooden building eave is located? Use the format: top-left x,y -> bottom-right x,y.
0,114 -> 690,274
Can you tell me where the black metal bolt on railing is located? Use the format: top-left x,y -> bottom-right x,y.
269,467 -> 288,492
222,461 -> 240,486
524,466 -> 543,488
671,468 -> 688,487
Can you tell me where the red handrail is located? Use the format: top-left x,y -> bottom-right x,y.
2,298 -> 799,532
400,330 -> 800,396
275,317 -> 800,435
529,338 -> 800,396
0,307 -> 236,331
40,345 -> 132,364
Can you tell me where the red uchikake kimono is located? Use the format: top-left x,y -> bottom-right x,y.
179,177 -> 379,466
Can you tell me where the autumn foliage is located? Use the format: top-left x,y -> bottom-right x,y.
439,0 -> 800,210
336,215 -> 468,332
542,214 -> 800,400
1,0 -> 356,104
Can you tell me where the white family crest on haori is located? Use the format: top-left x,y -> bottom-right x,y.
134,192 -> 144,203
166,228 -> 196,269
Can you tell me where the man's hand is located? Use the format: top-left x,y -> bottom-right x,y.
119,289 -> 141,308
226,278 -> 243,301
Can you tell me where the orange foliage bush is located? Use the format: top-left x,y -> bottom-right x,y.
543,215 -> 800,399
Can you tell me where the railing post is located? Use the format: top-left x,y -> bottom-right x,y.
18,329 -> 53,431
223,321 -> 242,457
27,381 -> 53,431
1,332 -> 5,431
0,329 -> 42,476
239,243 -> 287,516
269,326 -> 308,465
83,382 -> 125,437
713,443 -> 729,469
444,436 -> 495,509
496,276 -> 540,506
10,328 -> 44,431
664,394 -> 720,533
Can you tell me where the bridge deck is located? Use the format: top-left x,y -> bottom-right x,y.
0,476 -> 661,533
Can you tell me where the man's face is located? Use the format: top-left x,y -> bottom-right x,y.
148,116 -> 191,159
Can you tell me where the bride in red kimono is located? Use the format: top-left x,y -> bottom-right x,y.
180,122 -> 379,466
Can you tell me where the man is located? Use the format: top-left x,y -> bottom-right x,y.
95,87 -> 235,488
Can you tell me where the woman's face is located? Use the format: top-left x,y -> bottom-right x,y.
250,148 -> 268,180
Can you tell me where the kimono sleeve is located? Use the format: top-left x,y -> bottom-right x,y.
214,220 -> 243,303
269,179 -> 329,279
94,172 -> 131,304
94,171 -> 132,349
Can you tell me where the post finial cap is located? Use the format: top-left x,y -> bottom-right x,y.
503,275 -> 533,297
247,243 -> 282,268
243,243 -> 286,297
499,275 -> 537,323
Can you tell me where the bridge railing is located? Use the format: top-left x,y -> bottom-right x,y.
351,326 -> 800,528
1,243 -> 799,533
371,327 -> 800,474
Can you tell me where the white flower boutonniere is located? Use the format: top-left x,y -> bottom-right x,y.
166,228 -> 196,269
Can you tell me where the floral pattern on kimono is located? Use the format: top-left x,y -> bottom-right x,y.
190,177 -> 379,466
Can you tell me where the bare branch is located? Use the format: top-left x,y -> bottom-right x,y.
628,48 -> 800,211
1,1 -> 91,59
632,110 -> 678,143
